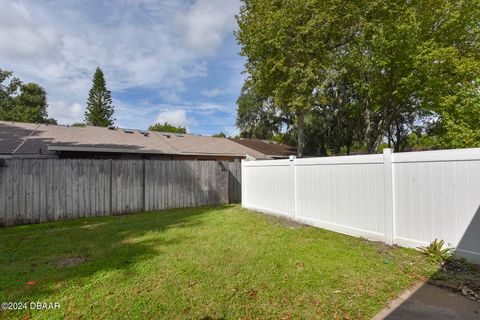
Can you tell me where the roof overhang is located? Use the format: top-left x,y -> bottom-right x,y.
179,151 -> 248,157
269,155 -> 292,158
47,145 -> 248,158
48,145 -> 175,155
0,154 -> 58,159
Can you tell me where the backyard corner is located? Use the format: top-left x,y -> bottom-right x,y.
0,205 -> 439,319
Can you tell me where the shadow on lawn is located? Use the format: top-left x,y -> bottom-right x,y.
376,206 -> 480,320
0,206 -> 219,302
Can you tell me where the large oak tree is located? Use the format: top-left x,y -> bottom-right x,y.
236,0 -> 480,154
0,69 -> 56,124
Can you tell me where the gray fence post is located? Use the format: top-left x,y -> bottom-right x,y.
142,160 -> 146,211
109,159 -> 113,215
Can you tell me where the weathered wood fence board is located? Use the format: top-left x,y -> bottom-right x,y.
0,159 -> 241,226
225,160 -> 241,203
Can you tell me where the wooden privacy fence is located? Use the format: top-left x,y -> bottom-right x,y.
242,148 -> 480,263
0,159 -> 241,226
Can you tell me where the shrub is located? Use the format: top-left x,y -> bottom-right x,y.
418,239 -> 453,262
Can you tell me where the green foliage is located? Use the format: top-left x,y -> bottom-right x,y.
406,133 -> 437,150
236,82 -> 284,140
236,0 -> 480,154
0,69 -> 21,119
430,86 -> 480,148
44,118 -> 57,125
419,239 -> 454,262
148,122 -> 187,134
15,83 -> 49,123
236,0 -> 356,156
0,69 -> 54,124
71,122 -> 87,127
84,67 -> 115,127
212,132 -> 226,138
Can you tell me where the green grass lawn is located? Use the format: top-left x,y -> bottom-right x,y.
0,205 -> 438,319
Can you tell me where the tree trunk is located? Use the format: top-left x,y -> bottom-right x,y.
297,111 -> 305,158
364,109 -> 383,154
394,132 -> 400,152
394,123 -> 401,152
367,136 -> 382,154
319,143 -> 328,157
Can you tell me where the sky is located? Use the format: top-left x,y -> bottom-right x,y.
0,0 -> 245,136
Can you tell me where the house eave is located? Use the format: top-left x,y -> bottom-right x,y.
47,145 -> 250,158
47,145 -> 177,155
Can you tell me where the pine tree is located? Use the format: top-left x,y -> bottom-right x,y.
85,67 -> 115,127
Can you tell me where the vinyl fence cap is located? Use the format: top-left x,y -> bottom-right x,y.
289,155 -> 296,161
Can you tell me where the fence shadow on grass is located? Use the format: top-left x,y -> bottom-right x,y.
376,206 -> 480,319
0,205 -> 222,304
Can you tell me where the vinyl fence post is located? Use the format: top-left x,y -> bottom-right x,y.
290,155 -> 296,221
241,159 -> 245,208
383,148 -> 395,245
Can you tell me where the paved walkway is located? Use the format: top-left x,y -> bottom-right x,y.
373,282 -> 480,320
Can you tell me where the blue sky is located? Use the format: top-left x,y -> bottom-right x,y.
0,0 -> 245,136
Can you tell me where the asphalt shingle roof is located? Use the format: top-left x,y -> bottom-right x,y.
0,121 -> 268,158
230,138 -> 296,158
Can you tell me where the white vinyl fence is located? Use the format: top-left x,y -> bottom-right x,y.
242,148 -> 480,263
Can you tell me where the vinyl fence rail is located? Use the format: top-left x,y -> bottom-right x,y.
0,159 -> 241,227
242,148 -> 480,263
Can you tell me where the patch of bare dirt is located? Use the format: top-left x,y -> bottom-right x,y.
356,237 -> 396,254
278,219 -> 306,229
56,256 -> 87,268
375,242 -> 396,255
266,215 -> 306,229
431,260 -> 480,301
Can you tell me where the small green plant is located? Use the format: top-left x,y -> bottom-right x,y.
419,239 -> 453,262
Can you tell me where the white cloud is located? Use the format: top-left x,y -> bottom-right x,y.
109,100 -> 237,134
48,101 -> 84,124
176,0 -> 240,55
200,87 -> 228,98
0,0 -> 239,91
160,91 -> 182,103
0,0 -> 241,127
0,0 -> 62,59
195,103 -> 234,114
223,125 -> 240,137
155,109 -> 194,128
